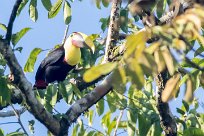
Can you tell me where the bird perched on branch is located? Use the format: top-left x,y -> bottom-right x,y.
34,32 -> 95,89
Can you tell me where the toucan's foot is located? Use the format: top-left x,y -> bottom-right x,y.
33,80 -> 48,90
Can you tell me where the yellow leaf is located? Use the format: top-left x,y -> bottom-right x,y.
83,62 -> 117,82
138,52 -> 157,76
154,50 -> 166,73
145,41 -> 161,54
161,47 -> 177,75
126,58 -> 144,89
124,30 -> 147,59
184,79 -> 194,102
162,73 -> 181,102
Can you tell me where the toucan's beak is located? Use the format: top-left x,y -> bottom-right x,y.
78,32 -> 95,54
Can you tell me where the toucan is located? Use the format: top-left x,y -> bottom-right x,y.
34,32 -> 95,89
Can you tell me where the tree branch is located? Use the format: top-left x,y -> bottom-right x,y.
113,110 -> 124,136
5,0 -> 22,42
155,70 -> 177,136
0,107 -> 26,117
103,0 -> 122,63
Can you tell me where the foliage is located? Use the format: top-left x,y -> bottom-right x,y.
0,0 -> 204,136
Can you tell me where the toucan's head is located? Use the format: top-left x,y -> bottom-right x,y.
65,32 -> 95,53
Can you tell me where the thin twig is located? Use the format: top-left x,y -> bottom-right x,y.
5,0 -> 22,42
113,110 -> 124,136
61,25 -> 70,46
0,107 -> 26,117
11,104 -> 29,136
0,122 -> 19,125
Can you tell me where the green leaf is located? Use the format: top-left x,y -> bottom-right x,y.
100,17 -> 109,32
106,92 -> 117,113
120,9 -> 128,33
11,27 -> 31,46
41,0 -> 52,11
58,82 -> 73,104
72,84 -> 82,99
85,131 -> 95,136
24,48 -> 42,72
101,111 -> 111,129
138,114 -> 152,136
88,110 -> 94,126
29,0 -> 38,22
194,46 -> 204,57
72,124 -> 79,136
102,0 -> 109,7
183,127 -> 204,136
0,128 -> 4,136
182,100 -> 189,112
17,0 -> 29,16
95,0 -> 101,9
107,120 -> 116,135
127,109 -> 137,136
83,62 -> 117,83
44,84 -> 58,112
6,132 -> 24,136
63,1 -> 72,25
48,0 -> 63,19
176,108 -> 185,115
0,77 -> 10,107
0,23 -> 7,31
96,99 -> 104,116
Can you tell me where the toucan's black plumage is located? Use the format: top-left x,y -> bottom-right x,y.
34,46 -> 75,89
34,32 -> 95,89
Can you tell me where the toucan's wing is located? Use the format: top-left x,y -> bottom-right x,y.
40,46 -> 65,68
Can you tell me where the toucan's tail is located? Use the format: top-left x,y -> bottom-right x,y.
34,64 -> 47,89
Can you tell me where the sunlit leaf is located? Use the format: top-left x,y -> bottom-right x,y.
145,42 -> 161,54
29,0 -> 38,22
138,52 -> 158,76
154,49 -> 166,73
161,47 -> 177,75
6,132 -> 24,136
58,82 -> 74,104
101,111 -> 111,129
48,0 -> 63,19
85,131 -> 95,136
96,99 -> 104,116
24,48 -> 42,72
184,79 -> 194,102
83,62 -> 117,82
17,0 -> 29,16
0,129 -> 4,136
41,0 -> 52,11
162,73 -> 181,102
88,110 -> 94,126
0,23 -> 7,32
63,1 -> 72,25
107,120 -> 116,135
11,27 -> 31,46
72,124 -> 79,136
124,31 -> 147,59
182,100 -> 189,112
126,59 -> 144,89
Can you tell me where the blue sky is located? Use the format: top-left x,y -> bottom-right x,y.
0,0 -> 203,135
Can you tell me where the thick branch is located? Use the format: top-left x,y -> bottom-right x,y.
60,74 -> 113,135
5,0 -> 22,42
155,70 -> 177,136
103,0 -> 122,62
